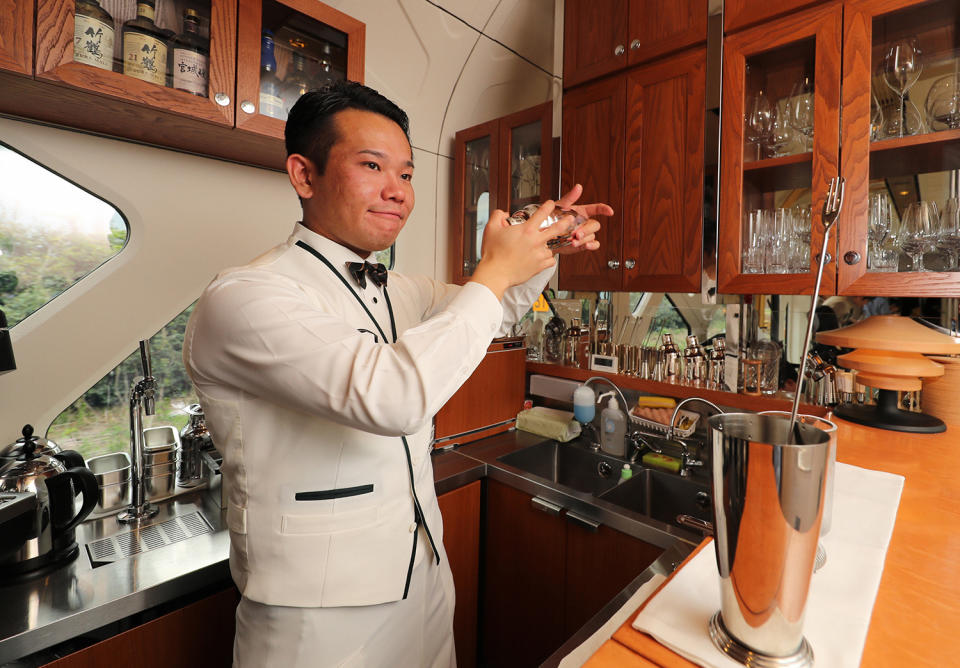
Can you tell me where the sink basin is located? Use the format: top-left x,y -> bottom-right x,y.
599,468 -> 712,528
497,441 -> 623,497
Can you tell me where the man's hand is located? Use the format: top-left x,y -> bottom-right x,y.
470,200 -> 569,300
552,184 -> 613,256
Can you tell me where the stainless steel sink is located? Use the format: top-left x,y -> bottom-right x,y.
598,468 -> 712,528
497,441 -> 623,497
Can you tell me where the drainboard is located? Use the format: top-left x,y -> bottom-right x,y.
86,511 -> 213,567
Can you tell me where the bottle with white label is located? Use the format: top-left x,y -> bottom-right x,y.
170,8 -> 208,97
122,0 -> 168,86
258,31 -> 285,119
599,396 -> 626,457
73,0 -> 115,72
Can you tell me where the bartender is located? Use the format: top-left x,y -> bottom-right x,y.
183,81 -> 611,667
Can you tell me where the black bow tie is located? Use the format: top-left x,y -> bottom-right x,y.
347,261 -> 388,289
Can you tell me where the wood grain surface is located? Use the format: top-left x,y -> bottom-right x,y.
562,0 -> 629,89
0,0 -> 33,75
627,0 -> 708,68
438,481 -> 482,668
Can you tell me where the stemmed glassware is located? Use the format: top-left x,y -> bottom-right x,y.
867,192 -> 899,271
882,39 -> 923,138
938,197 -> 960,271
745,90 -> 773,160
925,73 -> 960,131
788,74 -> 815,152
870,92 -> 884,141
768,103 -> 794,158
899,201 -> 939,271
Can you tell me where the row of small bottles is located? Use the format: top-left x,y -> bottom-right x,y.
74,0 -> 209,96
258,32 -> 338,120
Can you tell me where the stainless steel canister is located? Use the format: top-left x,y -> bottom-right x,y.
179,404 -> 212,487
707,413 -> 830,663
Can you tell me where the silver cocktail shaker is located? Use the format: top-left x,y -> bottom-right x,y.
179,404 -> 213,488
707,412 -> 830,666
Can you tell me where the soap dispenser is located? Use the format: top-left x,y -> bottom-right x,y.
599,396 -> 626,457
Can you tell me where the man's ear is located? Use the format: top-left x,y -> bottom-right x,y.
286,153 -> 316,199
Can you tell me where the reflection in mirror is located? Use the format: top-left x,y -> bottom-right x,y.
0,143 -> 128,327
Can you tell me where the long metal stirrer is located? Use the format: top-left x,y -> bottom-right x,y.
790,177 -> 844,435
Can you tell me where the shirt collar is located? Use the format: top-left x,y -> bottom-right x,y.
291,222 -> 380,282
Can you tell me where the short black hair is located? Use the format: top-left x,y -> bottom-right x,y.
285,81 -> 411,174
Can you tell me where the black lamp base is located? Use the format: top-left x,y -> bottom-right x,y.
834,389 -> 945,434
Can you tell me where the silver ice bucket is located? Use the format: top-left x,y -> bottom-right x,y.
707,412 -> 831,665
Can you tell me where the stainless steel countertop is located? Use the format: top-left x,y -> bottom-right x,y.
0,430 -> 701,664
0,487 -> 230,665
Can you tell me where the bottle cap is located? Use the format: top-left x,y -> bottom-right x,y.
607,396 -> 617,410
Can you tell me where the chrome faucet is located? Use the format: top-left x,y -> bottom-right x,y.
118,340 -> 159,524
666,397 -> 724,477
577,376 -> 633,452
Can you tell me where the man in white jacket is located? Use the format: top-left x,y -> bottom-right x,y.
184,81 -> 611,667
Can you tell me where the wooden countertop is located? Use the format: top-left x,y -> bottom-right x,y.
582,419 -> 960,667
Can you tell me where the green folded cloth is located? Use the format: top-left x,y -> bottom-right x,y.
516,407 -> 582,442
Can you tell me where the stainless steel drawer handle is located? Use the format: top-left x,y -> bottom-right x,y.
565,511 -> 600,532
607,259 -> 620,270
531,496 -> 562,516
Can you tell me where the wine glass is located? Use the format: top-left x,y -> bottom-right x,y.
938,197 -> 960,271
925,73 -> 960,131
745,90 -> 773,160
788,74 -> 815,151
870,92 -> 884,141
882,39 -> 923,138
899,201 -> 939,271
768,102 -> 794,158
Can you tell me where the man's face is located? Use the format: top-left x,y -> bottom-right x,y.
305,109 -> 415,256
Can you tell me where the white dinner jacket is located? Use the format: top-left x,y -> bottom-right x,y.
184,223 -> 552,607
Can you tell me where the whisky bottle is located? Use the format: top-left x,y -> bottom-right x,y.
281,52 -> 312,115
74,0 -> 115,71
258,31 -> 285,119
122,0 -> 168,86
170,8 -> 208,96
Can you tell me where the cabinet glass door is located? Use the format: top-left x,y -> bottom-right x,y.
839,0 -> 960,295
462,135 -> 493,278
236,0 -> 364,137
507,120 -> 543,214
718,3 -> 841,295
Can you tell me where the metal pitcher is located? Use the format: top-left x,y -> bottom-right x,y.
707,412 -> 831,665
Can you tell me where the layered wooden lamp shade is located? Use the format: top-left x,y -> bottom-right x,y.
816,315 -> 960,433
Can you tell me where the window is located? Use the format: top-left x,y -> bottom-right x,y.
48,304 -> 198,461
0,144 -> 128,327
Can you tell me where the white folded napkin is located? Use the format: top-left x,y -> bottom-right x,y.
632,462 -> 904,668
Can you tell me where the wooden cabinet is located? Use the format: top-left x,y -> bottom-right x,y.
718,2 -> 842,295
450,102 -> 553,284
44,586 -> 239,667
719,0 -> 960,297
562,0 -> 707,89
724,0 -> 831,34
481,480 -> 663,668
0,0 -> 363,170
560,47 -> 705,292
437,481 -> 482,668
0,0 -> 33,76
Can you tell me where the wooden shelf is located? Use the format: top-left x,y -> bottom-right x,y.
742,152 -> 813,191
868,127 -> 960,179
526,361 -> 828,417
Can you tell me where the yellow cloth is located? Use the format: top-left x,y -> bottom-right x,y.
516,407 -> 581,442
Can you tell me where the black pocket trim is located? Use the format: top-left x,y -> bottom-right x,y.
295,484 -> 374,501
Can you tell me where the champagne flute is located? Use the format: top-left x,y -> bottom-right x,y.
744,90 -> 773,160
899,201 -> 939,271
882,39 -> 923,139
789,74 -> 815,152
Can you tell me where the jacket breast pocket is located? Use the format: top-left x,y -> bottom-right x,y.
294,484 -> 374,501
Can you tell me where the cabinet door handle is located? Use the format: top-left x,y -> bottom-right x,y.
607,259 -> 620,270
624,259 -> 636,269
843,251 -> 861,265
565,511 -> 600,532
630,39 -> 641,50
531,496 -> 562,516
214,92 -> 230,107
240,100 -> 256,114
614,44 -> 625,56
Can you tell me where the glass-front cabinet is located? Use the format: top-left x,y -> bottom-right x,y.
838,0 -> 960,295
450,102 -> 553,284
718,2 -> 842,295
236,0 -> 364,138
720,0 -> 960,297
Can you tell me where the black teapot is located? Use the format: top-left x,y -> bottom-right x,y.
0,425 -> 97,579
